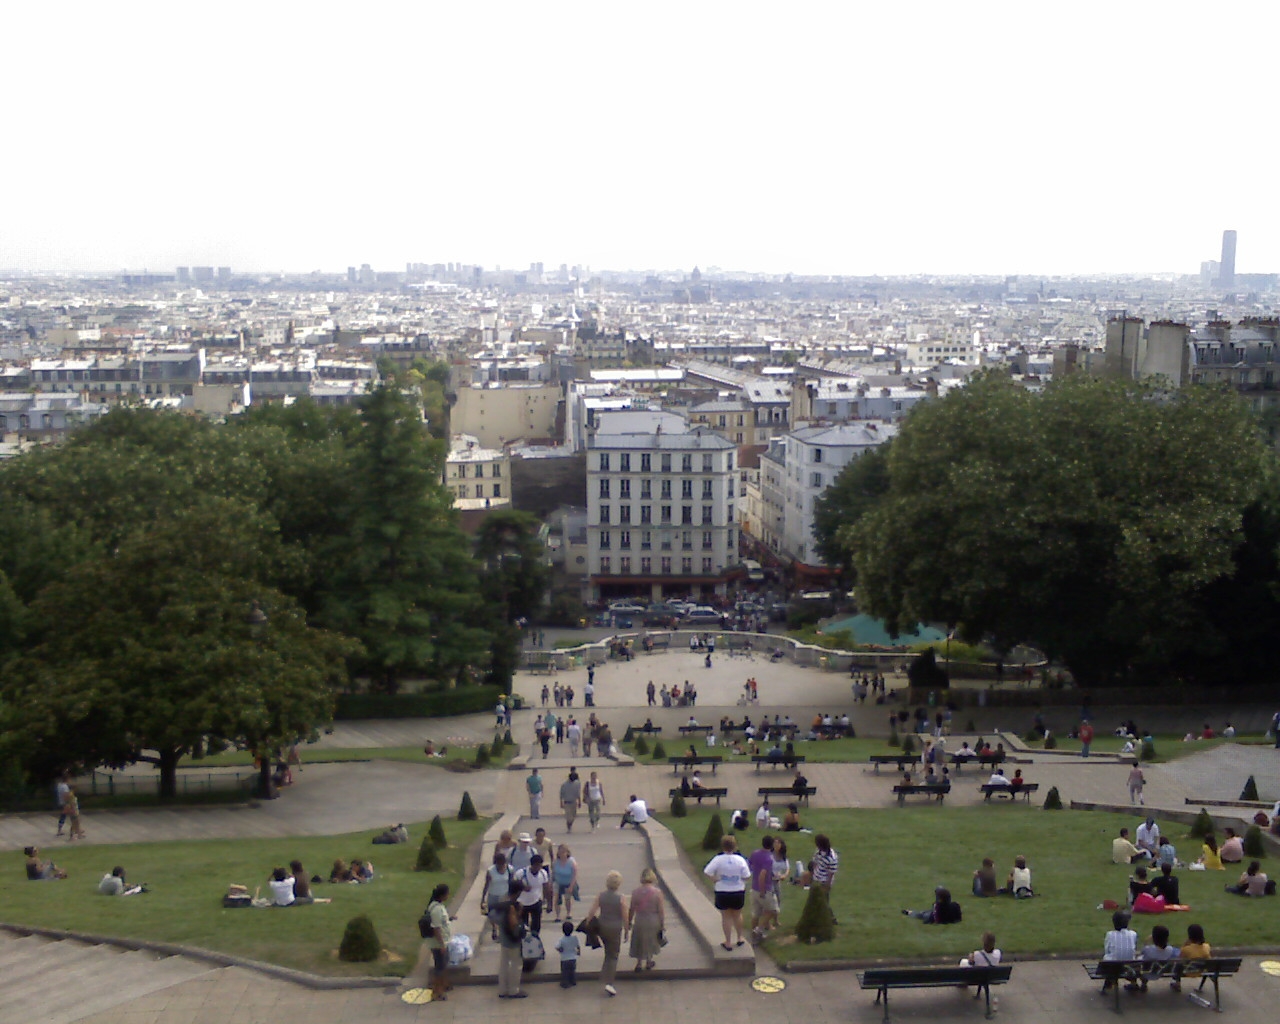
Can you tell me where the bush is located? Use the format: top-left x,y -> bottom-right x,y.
1140,739 -> 1156,761
474,743 -> 491,766
490,732 -> 504,754
338,914 -> 382,962
1243,824 -> 1266,858
503,729 -> 513,746
670,793 -> 688,817
633,736 -> 650,756
1023,728 -> 1042,743
1241,775 -> 1260,802
623,725 -> 635,743
1043,733 -> 1058,750
701,813 -> 725,850
966,720 -> 976,732
1043,786 -> 1063,810
457,791 -> 477,821
1189,807 -> 1215,839
652,741 -> 667,759
794,882 -> 835,943
415,835 -> 442,871
334,685 -> 504,720
908,647 -> 949,689
428,814 -> 447,848
900,734 -> 917,755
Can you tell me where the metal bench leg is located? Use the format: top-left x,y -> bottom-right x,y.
877,986 -> 890,1023
980,982 -> 993,1019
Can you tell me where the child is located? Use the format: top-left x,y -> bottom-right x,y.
1101,910 -> 1138,991
1135,924 -> 1179,991
556,919 -> 580,988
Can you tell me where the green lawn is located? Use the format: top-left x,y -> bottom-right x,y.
1019,734 -> 1268,762
661,807 -> 1279,964
3,818 -> 487,977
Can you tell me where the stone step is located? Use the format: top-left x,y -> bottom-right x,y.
0,932 -> 73,971
0,941 -> 128,1003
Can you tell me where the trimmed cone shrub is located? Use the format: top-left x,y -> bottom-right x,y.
966,720 -> 976,732
623,725 -> 636,743
901,734 -> 917,755
1243,824 -> 1266,858
633,735 -> 650,756
1140,739 -> 1156,761
888,725 -> 900,748
490,732 -> 504,753
795,882 -> 835,943
474,743 -> 491,766
428,814 -> 447,849
1189,808 -> 1215,839
416,835 -> 442,871
1043,786 -> 1063,810
503,728 -> 513,746
670,793 -> 688,817
1023,728 -> 1042,743
701,812 -> 725,851
652,741 -> 667,759
1044,733 -> 1058,750
338,914 -> 382,962
1241,776 -> 1260,802
458,791 -> 478,821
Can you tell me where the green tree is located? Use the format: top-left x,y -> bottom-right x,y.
474,510 -> 549,688
812,442 -> 891,575
838,373 -> 1267,686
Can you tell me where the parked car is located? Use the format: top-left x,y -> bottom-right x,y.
608,602 -> 647,614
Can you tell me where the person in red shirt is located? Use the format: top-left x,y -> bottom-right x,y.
1201,724 -> 1215,740
1079,721 -> 1095,757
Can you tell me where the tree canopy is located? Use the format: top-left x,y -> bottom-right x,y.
830,372 -> 1269,686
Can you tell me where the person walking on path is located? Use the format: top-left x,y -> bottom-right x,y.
749,835 -> 778,942
628,868 -> 666,971
704,835 -> 751,950
560,770 -> 581,831
421,883 -> 453,1002
497,899 -> 528,999
551,844 -> 578,921
647,680 -> 656,706
584,870 -> 629,996
54,772 -> 71,838
1079,720 -> 1095,758
1127,763 -> 1146,805
526,768 -> 543,819
583,772 -> 605,831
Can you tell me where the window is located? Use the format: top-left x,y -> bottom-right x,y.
599,479 -> 611,498
620,505 -> 631,524
619,479 -> 631,498
620,453 -> 630,472
727,530 -> 735,549
661,505 -> 672,524
600,556 -> 611,573
475,484 -> 485,498
640,453 -> 651,472
682,454 -> 693,472
702,480 -> 713,499
702,505 -> 713,525
682,531 -> 693,550
661,556 -> 672,574
728,453 -> 734,471
661,479 -> 672,499
599,531 -> 611,549
640,479 -> 651,499
728,504 -> 735,522
702,530 -> 713,549
474,464 -> 484,478
640,505 -> 652,524
681,557 -> 693,574
640,556 -> 651,574
718,414 -> 726,427
679,479 -> 690,499
492,484 -> 501,498
812,448 -> 823,463
810,472 -> 823,487
682,506 -> 693,525
457,464 -> 467,479
641,531 -> 652,550
619,556 -> 631,574
661,532 -> 672,550
619,530 -> 631,549
458,484 -> 468,498
702,454 -> 713,472
827,402 -> 837,415
600,505 -> 610,524
661,453 -> 672,472
702,557 -> 713,573
599,453 -> 610,471
737,414 -> 744,426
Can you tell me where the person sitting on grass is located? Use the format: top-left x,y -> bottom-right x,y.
903,886 -> 963,924
1150,863 -> 1180,905
269,866 -> 296,907
1001,855 -> 1033,897
972,858 -> 999,898
1128,866 -> 1157,906
24,847 -> 66,880
349,858 -> 374,882
329,858 -> 352,883
1113,828 -> 1150,864
1219,828 -> 1244,864
1100,909 -> 1138,992
1196,834 -> 1223,870
98,866 -> 140,895
1157,836 -> 1180,869
782,804 -> 801,832
1225,860 -> 1275,897
1134,923 -> 1179,991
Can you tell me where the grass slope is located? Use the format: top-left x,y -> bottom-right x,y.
3,818 -> 486,976
662,807 -> 1278,964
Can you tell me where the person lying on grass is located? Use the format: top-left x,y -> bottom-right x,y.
903,886 -> 962,923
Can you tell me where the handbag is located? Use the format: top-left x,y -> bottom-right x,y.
521,931 -> 545,961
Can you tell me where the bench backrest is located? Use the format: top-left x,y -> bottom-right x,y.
1093,958 -> 1242,977
862,965 -> 1012,986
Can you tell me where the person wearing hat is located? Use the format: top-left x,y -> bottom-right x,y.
515,853 -> 550,935
510,833 -> 534,872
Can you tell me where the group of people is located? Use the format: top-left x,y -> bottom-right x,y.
702,831 -> 826,948
267,861 -> 332,906
971,855 -> 1034,898
1101,912 -> 1214,992
328,858 -> 375,884
849,671 -> 889,703
529,713 -> 612,761
648,680 -> 698,707
54,773 -> 86,841
535,680 -> 579,710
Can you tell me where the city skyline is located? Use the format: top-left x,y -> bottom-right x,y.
4,1 -> 1277,278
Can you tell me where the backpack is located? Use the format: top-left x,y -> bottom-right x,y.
418,900 -> 442,940
521,931 -> 545,962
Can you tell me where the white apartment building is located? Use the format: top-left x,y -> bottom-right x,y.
781,422 -> 897,568
586,423 -> 738,602
444,433 -> 511,510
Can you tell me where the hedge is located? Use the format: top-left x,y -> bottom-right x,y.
334,685 -> 504,720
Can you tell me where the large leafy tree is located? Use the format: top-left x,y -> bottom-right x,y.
838,372 -> 1268,685
812,442 -> 891,576
474,510 -> 550,687
3,501 -> 354,797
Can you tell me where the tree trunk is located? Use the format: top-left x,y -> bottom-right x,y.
158,748 -> 179,800
257,754 -> 278,800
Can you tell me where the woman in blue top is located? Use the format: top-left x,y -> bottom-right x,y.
551,844 -> 578,921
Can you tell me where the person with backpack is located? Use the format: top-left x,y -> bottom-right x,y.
481,852 -> 514,939
514,854 -> 550,936
496,899 -> 527,999
419,883 -> 452,1002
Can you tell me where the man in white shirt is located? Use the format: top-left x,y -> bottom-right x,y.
515,854 -> 550,935
755,799 -> 771,827
620,794 -> 648,829
987,769 -> 1010,786
1135,818 -> 1160,855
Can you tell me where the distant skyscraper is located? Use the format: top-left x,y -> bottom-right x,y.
1218,230 -> 1237,288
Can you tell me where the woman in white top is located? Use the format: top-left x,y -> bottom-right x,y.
703,835 -> 751,949
268,866 -> 296,907
960,930 -> 1002,975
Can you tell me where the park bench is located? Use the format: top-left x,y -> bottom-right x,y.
1083,957 -> 1242,1014
669,786 -> 728,807
634,724 -> 663,735
981,783 -> 1039,802
893,782 -> 951,807
752,755 -> 807,772
868,754 -> 919,775
758,785 -> 816,807
643,633 -> 672,653
949,753 -> 1006,773
859,964 -> 1013,1022
668,755 -> 722,774
678,724 -> 714,736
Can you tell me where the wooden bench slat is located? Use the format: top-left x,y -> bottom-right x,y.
859,965 -> 1012,1022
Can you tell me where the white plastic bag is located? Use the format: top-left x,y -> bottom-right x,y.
446,933 -> 473,966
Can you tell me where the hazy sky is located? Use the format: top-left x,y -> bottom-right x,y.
4,1 -> 1276,277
